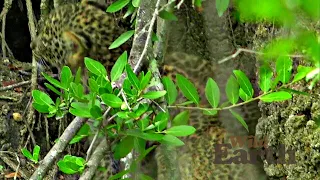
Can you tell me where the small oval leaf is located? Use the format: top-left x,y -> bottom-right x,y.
142,91 -> 167,99
109,30 -> 134,49
101,93 -> 123,108
114,136 -> 134,159
172,111 -> 190,126
229,109 -> 249,132
260,91 -> 292,102
166,125 -> 196,137
276,56 -> 292,84
259,65 -> 273,93
162,77 -> 178,105
106,0 -> 131,13
161,135 -> 184,146
225,75 -> 239,105
216,0 -> 229,17
233,70 -> 253,98
126,64 -> 140,90
84,57 -> 107,77
176,74 -> 200,105
205,78 -> 220,108
158,10 -> 178,21
111,51 -> 128,82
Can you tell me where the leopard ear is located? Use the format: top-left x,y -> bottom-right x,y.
62,31 -> 89,69
62,31 -> 89,53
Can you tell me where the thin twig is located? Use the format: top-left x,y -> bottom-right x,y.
176,0 -> 184,9
25,0 -> 38,152
0,33 -> 14,58
151,99 -> 166,112
14,153 -> 20,180
218,48 -> 305,64
133,0 -> 167,73
85,129 -> 100,161
121,91 -> 131,111
0,80 -> 31,91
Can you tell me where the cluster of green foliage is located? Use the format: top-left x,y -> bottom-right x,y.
22,0 -> 319,179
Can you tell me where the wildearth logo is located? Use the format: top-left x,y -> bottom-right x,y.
214,135 -> 296,164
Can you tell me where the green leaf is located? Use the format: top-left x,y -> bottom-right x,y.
205,78 -> 220,108
70,82 -> 84,99
280,88 -> 309,96
74,67 -> 82,84
32,103 -> 50,113
259,65 -> 273,93
233,70 -> 253,98
158,10 -> 178,21
60,66 -> 72,89
194,0 -> 202,7
84,57 -> 107,77
109,30 -> 134,49
172,111 -> 190,126
225,75 -> 239,104
101,93 -> 123,108
88,78 -> 99,93
106,0 -> 131,13
111,51 -> 128,82
42,72 -> 64,90
132,0 -> 140,7
239,88 -> 251,101
44,83 -> 62,96
90,105 -> 102,120
114,136 -> 134,159
57,161 -> 77,174
161,135 -> 184,146
125,129 -> 164,141
126,64 -> 140,90
154,112 -> 169,132
32,90 -> 54,106
229,109 -> 249,132
176,74 -> 199,105
276,56 -> 292,84
57,155 -> 85,175
176,101 -> 194,106
21,148 -> 33,160
216,0 -> 229,17
140,71 -> 152,90
166,125 -> 196,137
69,108 -> 92,118
32,145 -> 40,163
70,103 -> 91,117
292,66 -> 314,83
142,91 -> 166,99
260,91 -> 292,102
137,117 -> 149,130
152,32 -> 158,42
203,109 -> 218,116
162,77 -> 177,105
134,137 -> 146,154
123,3 -> 135,18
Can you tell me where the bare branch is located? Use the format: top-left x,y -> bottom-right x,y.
218,48 -> 305,64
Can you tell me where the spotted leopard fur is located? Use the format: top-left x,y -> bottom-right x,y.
31,1 -> 127,74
